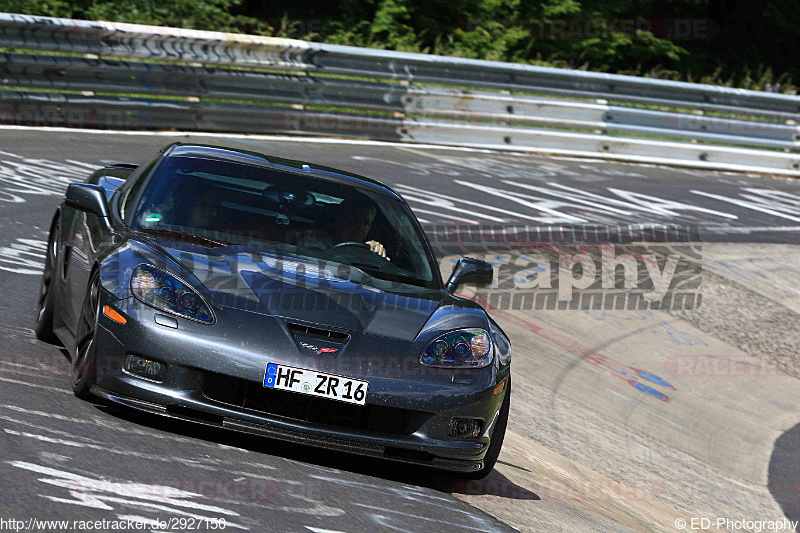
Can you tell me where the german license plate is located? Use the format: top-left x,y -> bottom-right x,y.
264,363 -> 368,406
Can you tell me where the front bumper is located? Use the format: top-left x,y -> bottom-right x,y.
91,384 -> 485,472
91,298 -> 509,472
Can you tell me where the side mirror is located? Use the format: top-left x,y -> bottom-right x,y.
65,183 -> 111,219
445,257 -> 493,293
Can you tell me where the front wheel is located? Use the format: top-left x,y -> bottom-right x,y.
461,378 -> 510,480
35,219 -> 60,343
72,270 -> 100,400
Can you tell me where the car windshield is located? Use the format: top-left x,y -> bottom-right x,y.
129,156 -> 439,289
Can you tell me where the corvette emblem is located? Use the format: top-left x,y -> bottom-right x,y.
299,342 -> 339,354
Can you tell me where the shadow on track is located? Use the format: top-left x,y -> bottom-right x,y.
769,421 -> 800,523
447,470 -> 540,500
94,401 -> 538,501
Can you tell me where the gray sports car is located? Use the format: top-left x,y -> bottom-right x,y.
36,143 -> 512,478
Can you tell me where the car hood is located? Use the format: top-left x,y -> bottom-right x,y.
165,242 -> 447,341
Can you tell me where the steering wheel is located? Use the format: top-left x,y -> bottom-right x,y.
327,241 -> 371,252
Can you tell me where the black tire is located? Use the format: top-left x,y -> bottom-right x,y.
72,270 -> 100,400
35,218 -> 60,344
461,378 -> 510,480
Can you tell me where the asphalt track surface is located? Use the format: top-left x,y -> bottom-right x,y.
1,129 -> 799,532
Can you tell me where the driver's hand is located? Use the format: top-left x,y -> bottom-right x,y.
366,240 -> 389,260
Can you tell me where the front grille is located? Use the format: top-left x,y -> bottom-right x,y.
202,372 -> 430,435
287,323 -> 350,343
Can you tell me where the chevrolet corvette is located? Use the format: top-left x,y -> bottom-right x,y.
35,143 -> 511,478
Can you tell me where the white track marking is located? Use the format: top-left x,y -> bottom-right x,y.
1,404 -> 109,426
0,152 -> 94,203
9,461 -> 247,528
702,225 -> 800,233
692,189 -> 800,222
353,503 -> 493,532
742,188 -> 800,207
307,476 -> 496,530
308,475 -> 453,504
0,376 -> 71,393
0,404 -> 252,453
0,365 -> 64,381
9,436 -> 345,519
0,361 -> 64,371
607,187 -> 740,219
541,181 -> 739,219
0,414 -> 113,444
3,429 -> 261,472
393,183 -> 539,222
502,181 -> 635,215
453,180 -> 588,224
409,207 -> 479,224
0,238 -> 47,274
4,428 -> 133,450
400,192 -> 509,222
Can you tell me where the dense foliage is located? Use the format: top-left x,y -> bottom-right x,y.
2,0 -> 797,93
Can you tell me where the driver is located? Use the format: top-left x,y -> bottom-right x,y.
186,187 -> 220,228
339,204 -> 389,260
301,202 -> 389,260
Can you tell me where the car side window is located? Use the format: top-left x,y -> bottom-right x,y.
120,154 -> 162,220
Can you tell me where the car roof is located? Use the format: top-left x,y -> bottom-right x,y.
162,143 -> 404,202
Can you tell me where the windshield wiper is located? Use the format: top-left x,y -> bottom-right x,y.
136,228 -> 231,248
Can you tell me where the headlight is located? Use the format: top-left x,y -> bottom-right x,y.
420,328 -> 492,368
131,264 -> 214,324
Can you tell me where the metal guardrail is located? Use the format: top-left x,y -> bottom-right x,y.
1,13 -> 799,175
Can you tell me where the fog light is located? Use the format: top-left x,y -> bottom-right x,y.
123,354 -> 166,382
448,418 -> 482,438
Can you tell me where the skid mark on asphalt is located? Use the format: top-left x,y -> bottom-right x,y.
586,354 -> 676,402
461,288 -> 678,403
605,390 -> 692,433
